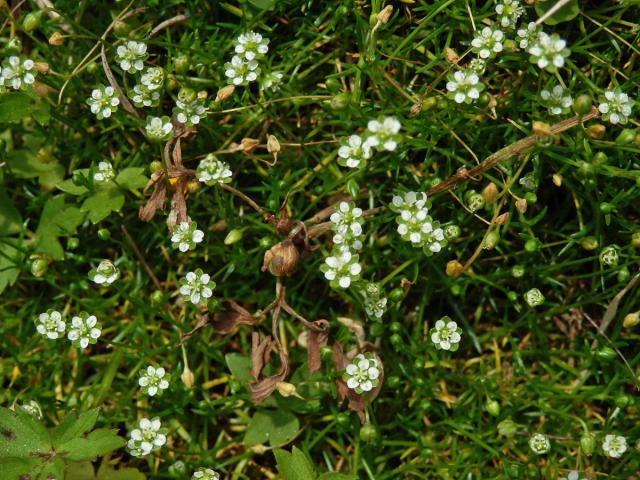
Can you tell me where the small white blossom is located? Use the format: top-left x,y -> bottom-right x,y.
224,55 -> 260,86
600,245 -> 619,266
528,32 -> 570,71
127,417 -> 166,457
342,353 -> 381,394
196,154 -> 233,186
540,85 -> 573,115
173,99 -> 206,126
598,89 -> 634,125
180,269 -> 216,305
140,66 -> 164,91
446,69 -> 484,104
262,71 -> 283,92
330,201 -> 364,251
390,192 -> 446,254
430,317 -> 462,351
468,58 -> 487,75
321,249 -> 362,289
560,472 -> 586,480
364,116 -> 402,152
67,312 -> 101,349
138,365 -> 170,397
363,283 -> 387,320
116,40 -> 148,74
524,288 -> 545,307
234,31 -> 269,61
529,433 -> 551,454
87,85 -> 120,120
145,116 -> 173,141
129,84 -> 160,108
35,310 -> 65,339
337,134 -> 373,169
89,259 -> 119,285
602,434 -> 627,458
471,27 -> 505,59
192,468 -> 220,480
516,22 -> 542,50
171,222 -> 204,252
495,0 -> 524,29
0,55 -> 36,90
93,161 -> 115,183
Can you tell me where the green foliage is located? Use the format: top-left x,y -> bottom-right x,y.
535,0 -> 580,25
0,407 -> 125,480
274,447 -> 356,480
244,409 -> 299,446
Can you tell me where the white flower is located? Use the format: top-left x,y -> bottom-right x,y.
192,468 -> 220,480
330,201 -> 364,251
540,85 -> 573,115
171,221 -> 204,252
89,259 -> 120,285
524,288 -> 545,307
471,27 -> 505,59
116,40 -> 148,74
87,85 -> 120,120
342,353 -> 381,394
35,310 -> 65,339
0,55 -> 36,90
140,67 -> 164,91
430,317 -> 462,351
196,154 -> 233,186
234,31 -> 269,61
600,245 -> 619,266
602,434 -> 627,458
528,32 -> 570,71
67,312 -> 101,349
516,22 -> 542,50
127,417 -> 166,457
598,89 -> 634,125
529,433 -> 551,454
390,192 -> 446,254
337,134 -> 373,169
138,365 -> 170,397
495,0 -> 524,29
179,269 -> 216,305
468,58 -> 487,75
224,55 -> 260,86
93,161 -> 115,183
129,84 -> 160,108
560,472 -> 586,480
173,99 -> 206,126
321,249 -> 362,289
365,116 -> 402,151
145,116 -> 173,141
262,71 -> 283,92
446,69 -> 484,104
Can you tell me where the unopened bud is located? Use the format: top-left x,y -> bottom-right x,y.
377,5 -> 393,24
181,366 -> 195,389
573,94 -> 593,115
275,382 -> 297,397
580,236 -> 598,251
482,182 -> 499,204
587,124 -> 606,139
216,84 -> 235,101
34,62 -> 49,74
515,197 -> 527,214
498,419 -> 518,437
552,174 -> 562,187
495,212 -> 510,225
444,47 -> 460,65
224,228 -> 244,245
196,90 -> 208,101
483,230 -> 500,250
466,192 -> 484,212
486,399 -> 500,417
623,311 -> 640,328
524,288 -> 545,307
30,255 -> 49,277
532,121 -> 551,137
267,134 -> 280,155
580,432 -> 596,456
48,32 -> 65,46
446,260 -> 464,277
262,239 -> 300,277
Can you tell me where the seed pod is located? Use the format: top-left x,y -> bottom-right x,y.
267,134 -> 280,155
22,11 -> 44,32
552,174 -> 562,187
532,121 -> 551,137
446,260 -> 464,277
515,197 -> 527,214
482,182 -> 499,204
215,85 -> 235,101
49,32 -> 65,46
573,94 -> 593,115
359,423 -> 378,442
483,231 -> 500,250
497,419 -> 518,437
275,382 -> 297,397
30,255 -> 49,277
486,399 -> 500,417
261,239 -> 300,277
623,311 -> 640,328
587,124 -> 606,139
580,236 -> 598,251
495,212 -> 510,225
377,5 -> 393,24
34,62 -> 49,74
181,365 -> 195,389
580,433 -> 596,456
224,228 -> 244,245
616,128 -> 637,145
632,232 -> 640,249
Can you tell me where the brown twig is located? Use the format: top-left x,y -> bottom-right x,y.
149,14 -> 189,37
101,44 -> 141,117
121,225 -> 162,290
221,184 -> 267,218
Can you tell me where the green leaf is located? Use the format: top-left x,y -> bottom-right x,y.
0,407 -> 51,459
66,461 -> 97,480
34,197 -> 84,260
225,353 -> 252,384
40,457 -> 66,479
115,167 -> 148,191
535,0 -> 579,24
318,473 -> 357,480
244,410 -> 299,447
0,456 -> 42,480
247,0 -> 276,9
0,92 -> 37,123
97,461 -> 147,480
273,447 -> 317,480
51,409 -> 100,446
81,188 -> 125,224
5,149 -> 64,186
0,238 -> 22,295
0,189 -> 22,236
57,428 -> 125,461
56,169 -> 90,196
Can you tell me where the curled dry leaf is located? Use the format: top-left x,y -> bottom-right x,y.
180,314 -> 210,343
249,331 -> 289,404
212,300 -> 257,334
139,179 -> 167,222
306,319 -> 329,373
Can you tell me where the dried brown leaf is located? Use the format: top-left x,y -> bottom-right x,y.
139,181 -> 167,222
212,301 -> 257,334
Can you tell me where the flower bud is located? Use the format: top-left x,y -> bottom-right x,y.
497,419 -> 518,437
580,432 -> 596,456
22,11 -> 44,32
181,365 -> 195,389
467,192 -> 485,212
359,422 -> 378,442
30,255 -> 49,277
599,246 -> 619,267
482,182 -> 499,204
511,265 -> 525,278
173,55 -> 191,74
48,32 -> 65,46
524,238 -> 539,252
524,288 -> 545,307
572,94 -> 593,115
532,121 -> 551,137
215,84 -> 235,101
446,260 -> 464,277
483,231 -> 500,250
623,311 -> 640,328
113,19 -> 129,36
617,266 -> 630,283
486,399 -> 500,417
330,92 -> 351,110
377,5 -> 393,24
67,237 -> 79,250
444,224 -> 461,240
267,134 -> 280,155
97,228 -> 111,240
421,97 -> 438,111
580,236 -> 598,251
275,382 -> 297,398
595,346 -> 616,361
631,232 -> 640,249
224,228 -> 244,245
552,174 -> 562,187
261,240 -> 300,277
6,37 -> 22,54
587,124 -> 606,139
592,152 -> 608,166
615,128 -> 636,145
346,179 -> 359,200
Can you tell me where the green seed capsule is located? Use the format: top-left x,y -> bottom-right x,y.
330,93 -> 350,110
497,419 -> 518,437
614,393 -> 631,409
389,288 -> 405,303
617,266 -> 630,283
592,152 -> 608,166
615,128 -> 637,145
22,11 -> 44,33
30,257 -> 48,277
345,179 -> 359,200
66,237 -> 79,250
524,238 -> 539,252
369,322 -> 384,337
595,346 -> 616,361
573,94 -> 593,115
486,399 -> 500,417
386,375 -> 401,389
483,230 -> 500,250
325,77 -> 340,92
580,432 -> 596,456
523,192 -> 537,204
632,232 -> 640,249
580,236 -> 598,251
150,290 -> 164,306
422,97 -> 437,111
511,265 -> 525,278
97,228 -> 111,240
359,422 -> 378,442
224,228 -> 244,245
